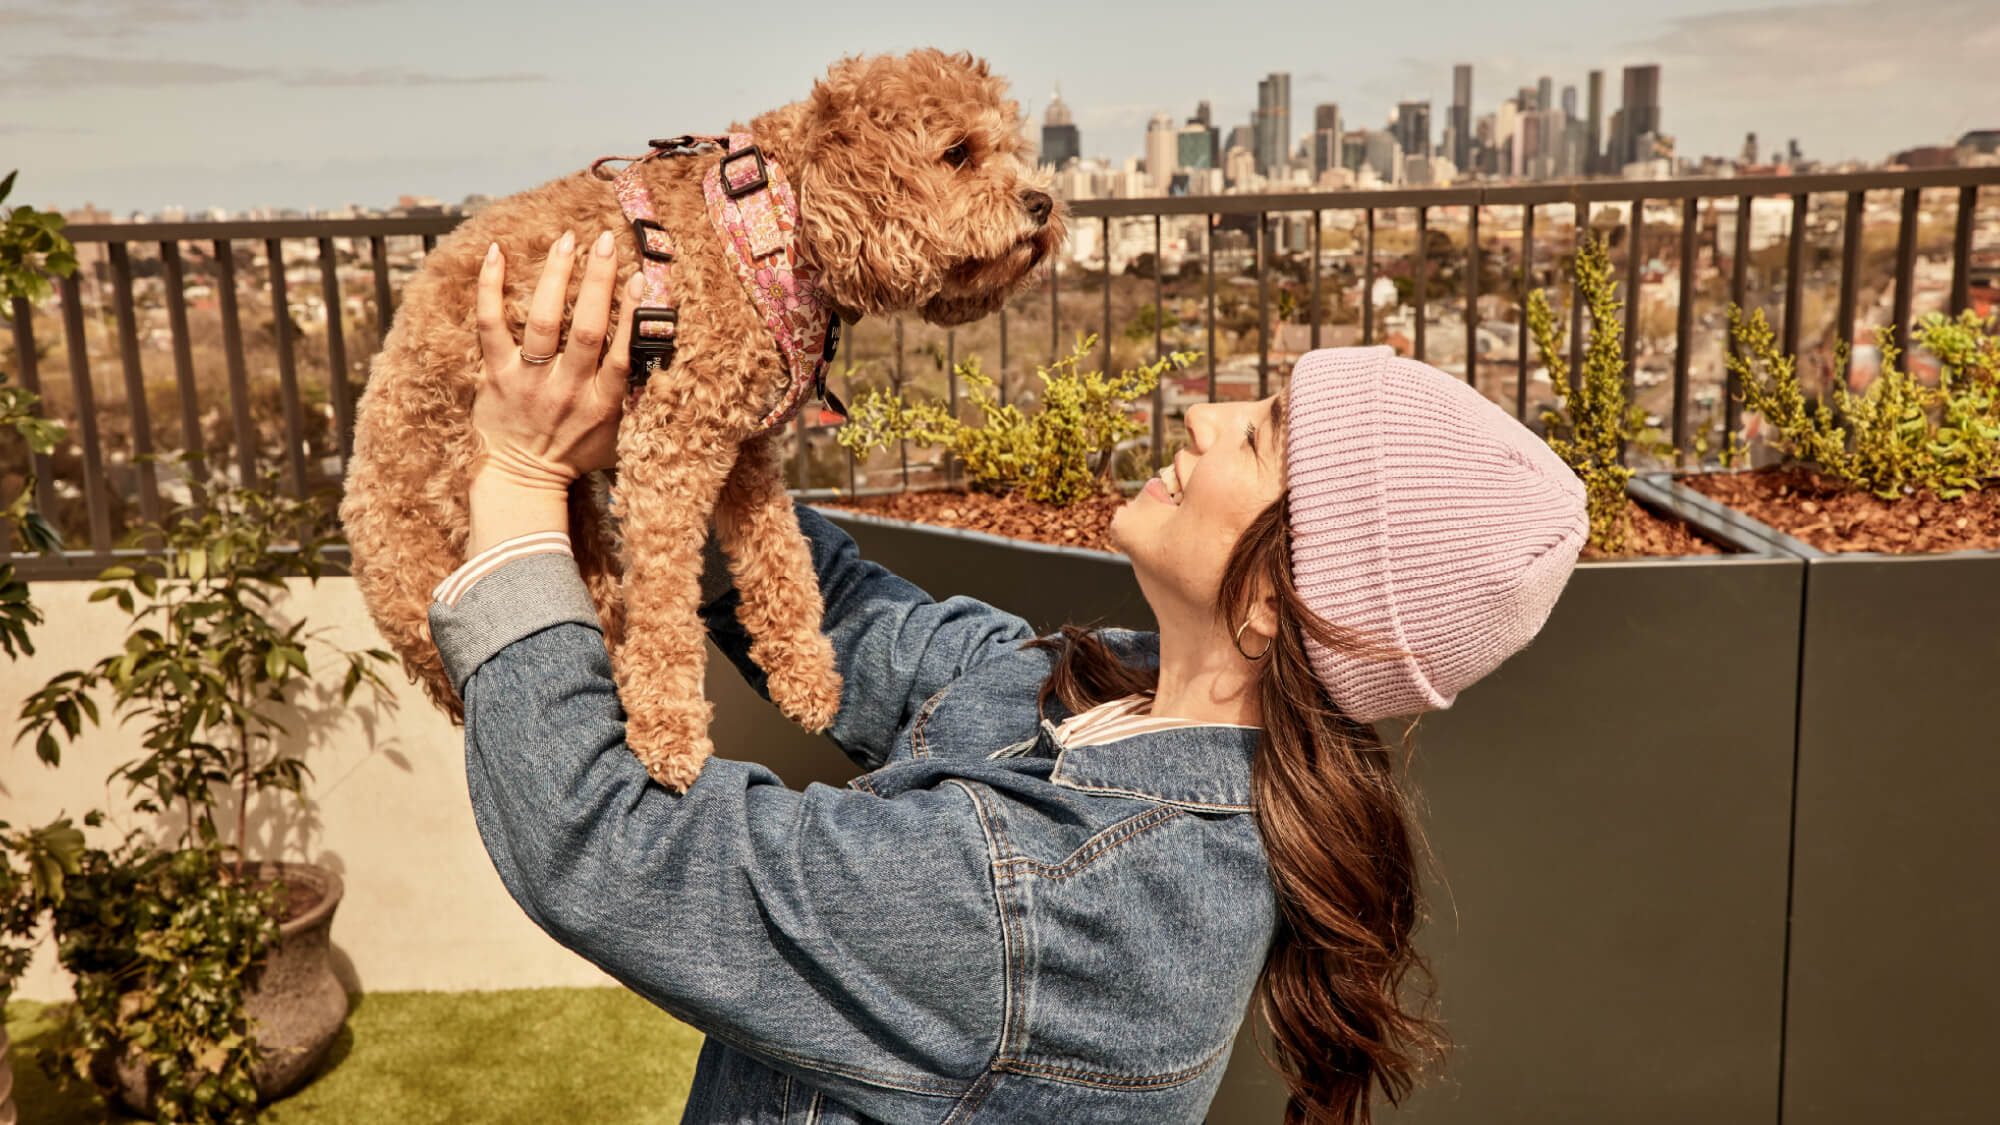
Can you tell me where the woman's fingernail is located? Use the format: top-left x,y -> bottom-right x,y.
557,230 -> 575,253
593,229 -> 614,257
485,241 -> 499,265
627,273 -> 643,297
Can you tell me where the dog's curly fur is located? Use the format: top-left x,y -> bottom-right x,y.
341,49 -> 1066,790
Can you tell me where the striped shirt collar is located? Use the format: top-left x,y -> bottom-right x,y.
1045,691 -> 1262,814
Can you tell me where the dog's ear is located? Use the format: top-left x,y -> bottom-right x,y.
794,61 -> 947,317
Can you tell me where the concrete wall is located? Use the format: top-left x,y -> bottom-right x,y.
0,576 -> 621,1002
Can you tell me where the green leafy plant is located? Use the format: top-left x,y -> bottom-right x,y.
1,169 -> 75,657
45,834 -> 279,1124
1527,233 -> 1658,554
0,170 -> 77,305
14,473 -> 392,1124
19,472 -> 394,868
837,335 -> 1197,506
1728,307 -> 2000,500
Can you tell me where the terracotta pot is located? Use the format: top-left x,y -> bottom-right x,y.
100,861 -> 349,1115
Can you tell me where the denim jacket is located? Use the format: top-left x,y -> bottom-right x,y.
429,504 -> 1278,1124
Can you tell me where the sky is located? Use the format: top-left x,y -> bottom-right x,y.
3,0 -> 1996,216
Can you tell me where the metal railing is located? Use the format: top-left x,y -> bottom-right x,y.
7,167 -> 1997,578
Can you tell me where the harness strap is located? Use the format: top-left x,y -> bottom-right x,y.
601,133 -> 845,433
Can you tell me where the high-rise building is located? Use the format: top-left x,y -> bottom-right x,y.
1363,129 -> 1404,185
1607,108 -> 1625,172
1255,73 -> 1292,176
1561,84 -> 1577,120
1179,122 -> 1216,170
1341,129 -> 1368,173
1537,76 -> 1554,119
1518,85 -> 1538,113
1451,64 -> 1473,174
1312,103 -> 1342,177
1585,70 -> 1604,175
1395,100 -> 1431,161
1190,99 -> 1218,167
1194,99 -> 1212,128
1742,132 -> 1760,165
1146,112 -> 1178,192
1225,124 -> 1253,161
1495,97 -> 1521,177
1041,88 -> 1080,168
1618,64 -> 1662,170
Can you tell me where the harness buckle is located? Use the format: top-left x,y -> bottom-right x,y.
718,145 -> 770,199
627,307 -> 678,385
631,218 -> 673,263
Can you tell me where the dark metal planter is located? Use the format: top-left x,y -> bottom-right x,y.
705,499 -> 1805,1125
1649,473 -> 2000,1125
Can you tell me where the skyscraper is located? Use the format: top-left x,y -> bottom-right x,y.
1395,100 -> 1432,161
1146,112 -> 1178,192
1619,64 -> 1662,169
1537,76 -> 1554,119
1561,84 -> 1577,120
1187,100 -> 1219,168
1041,88 -> 1080,168
1255,73 -> 1292,176
1179,122 -> 1216,170
1312,103 -> 1342,178
1585,70 -> 1604,175
1451,64 -> 1473,174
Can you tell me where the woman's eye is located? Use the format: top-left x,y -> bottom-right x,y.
943,143 -> 970,167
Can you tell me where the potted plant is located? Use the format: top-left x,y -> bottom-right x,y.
1660,307 -> 2000,1124
17,472 -> 393,1122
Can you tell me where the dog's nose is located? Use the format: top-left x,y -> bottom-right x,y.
1021,190 -> 1053,226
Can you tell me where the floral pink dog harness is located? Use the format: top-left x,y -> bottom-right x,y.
594,134 -> 844,432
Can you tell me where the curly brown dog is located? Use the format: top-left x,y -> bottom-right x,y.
341,49 -> 1066,790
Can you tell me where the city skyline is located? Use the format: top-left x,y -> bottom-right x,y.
4,0 -> 1995,215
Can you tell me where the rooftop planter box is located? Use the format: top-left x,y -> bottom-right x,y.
1646,468 -> 2000,1125
703,482 -> 1802,1125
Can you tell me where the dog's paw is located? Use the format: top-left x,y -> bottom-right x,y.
627,706 -> 713,793
761,634 -> 842,734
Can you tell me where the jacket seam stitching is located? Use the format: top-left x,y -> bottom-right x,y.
947,779 -> 1021,1076
998,1041 -> 1232,1089
1047,775 -> 1253,813
993,807 -> 1185,880
701,1026 -> 968,1095
911,686 -> 949,759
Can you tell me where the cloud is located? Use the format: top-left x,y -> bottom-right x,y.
0,54 -> 544,90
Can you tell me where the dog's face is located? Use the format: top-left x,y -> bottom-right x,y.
792,50 -> 1067,327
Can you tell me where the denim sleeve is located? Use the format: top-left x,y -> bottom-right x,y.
431,565 -> 1007,1087
700,503 -> 1036,770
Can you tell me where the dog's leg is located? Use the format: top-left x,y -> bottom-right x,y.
713,432 -> 842,733
610,422 -> 737,791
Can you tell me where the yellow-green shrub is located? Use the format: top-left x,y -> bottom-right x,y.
836,336 -> 1196,506
1727,307 -> 2000,500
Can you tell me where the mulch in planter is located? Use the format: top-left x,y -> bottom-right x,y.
823,488 -> 1724,561
820,489 -> 1129,553
1585,498 -> 1724,561
1685,468 -> 2000,554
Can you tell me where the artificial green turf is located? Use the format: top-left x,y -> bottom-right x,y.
5,987 -> 704,1124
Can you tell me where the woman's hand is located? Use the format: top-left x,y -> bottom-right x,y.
466,229 -> 642,554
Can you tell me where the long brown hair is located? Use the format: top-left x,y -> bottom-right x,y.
1033,496 -> 1447,1124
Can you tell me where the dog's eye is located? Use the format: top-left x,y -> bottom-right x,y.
943,142 -> 970,168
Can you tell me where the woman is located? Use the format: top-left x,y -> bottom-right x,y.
436,233 -> 1586,1124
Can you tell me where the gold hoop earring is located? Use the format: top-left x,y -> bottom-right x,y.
1233,619 -> 1272,661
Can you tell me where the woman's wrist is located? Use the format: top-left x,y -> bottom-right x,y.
467,471 -> 572,557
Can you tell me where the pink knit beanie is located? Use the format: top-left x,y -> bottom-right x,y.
1285,346 -> 1587,722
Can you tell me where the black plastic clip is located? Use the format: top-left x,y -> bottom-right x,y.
631,218 -> 673,263
719,145 -> 770,199
628,307 -> 678,386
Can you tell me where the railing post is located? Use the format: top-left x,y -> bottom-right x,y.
107,241 -> 162,529
1782,193 -> 1808,361
370,234 -> 395,337
1101,215 -> 1112,379
895,317 -> 908,489
1728,195 -> 1753,444
9,297 -> 57,523
58,273 -> 112,556
1950,185 -> 1978,316
1893,187 -> 1920,361
1362,209 -> 1376,347
1256,212 -> 1270,398
998,307 -> 1009,408
1836,191 -> 1865,387
1623,197 -> 1645,399
1673,197 -> 1698,466
1310,210 -> 1322,352
215,239 -> 258,490
317,236 -> 355,469
1516,205 -> 1534,422
1568,204 -> 1584,390
1414,206 -> 1428,362
1206,214 -> 1217,403
266,237 -> 308,497
1465,202 -> 1480,386
1152,213 -> 1164,466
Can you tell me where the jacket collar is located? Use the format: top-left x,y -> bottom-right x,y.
1041,631 -> 1261,813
